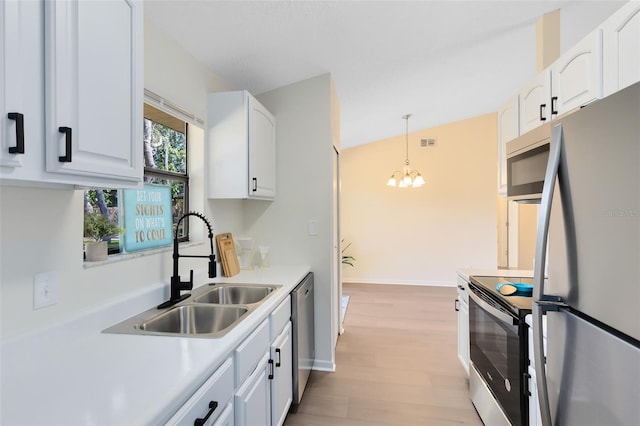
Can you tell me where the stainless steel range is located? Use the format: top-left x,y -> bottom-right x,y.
468,275 -> 533,426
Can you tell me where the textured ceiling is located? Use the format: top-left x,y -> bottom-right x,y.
144,1 -> 624,149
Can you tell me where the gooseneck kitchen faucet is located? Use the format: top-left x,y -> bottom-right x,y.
158,211 -> 216,309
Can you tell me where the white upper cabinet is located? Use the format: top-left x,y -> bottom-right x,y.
519,71 -> 551,134
1,0 -> 143,188
497,95 -> 519,196
602,1 -> 640,97
44,0 -> 143,185
208,90 -> 276,200
1,0 -> 44,179
549,29 -> 602,116
249,99 -> 276,199
519,29 -> 602,135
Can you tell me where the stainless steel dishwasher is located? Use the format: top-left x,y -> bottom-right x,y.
291,272 -> 314,406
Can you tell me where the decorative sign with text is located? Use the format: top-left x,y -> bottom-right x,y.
123,184 -> 173,252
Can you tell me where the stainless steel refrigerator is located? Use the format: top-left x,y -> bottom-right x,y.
533,82 -> 640,426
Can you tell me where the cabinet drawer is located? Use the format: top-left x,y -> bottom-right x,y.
212,401 -> 234,426
166,357 -> 234,426
235,319 -> 269,386
270,296 -> 291,339
456,276 -> 469,304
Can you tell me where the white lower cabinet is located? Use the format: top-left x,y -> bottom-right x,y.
527,315 -> 546,426
455,275 -> 470,376
168,294 -> 295,426
234,352 -> 271,426
166,357 -> 234,426
528,365 -> 541,426
270,322 -> 293,426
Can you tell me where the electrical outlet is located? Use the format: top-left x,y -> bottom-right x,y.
34,271 -> 58,309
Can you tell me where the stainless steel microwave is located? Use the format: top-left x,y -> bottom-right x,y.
506,123 -> 551,202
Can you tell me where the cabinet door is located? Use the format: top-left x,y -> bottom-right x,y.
248,97 -> 276,199
43,0 -> 143,185
497,95 -> 519,196
602,1 -> 640,97
456,296 -> 470,376
550,29 -> 602,116
519,71 -> 551,134
234,352 -> 271,426
460,298 -> 469,376
528,366 -> 542,426
1,0 -> 44,178
271,322 -> 293,426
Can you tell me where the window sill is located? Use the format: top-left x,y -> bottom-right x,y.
82,241 -> 204,269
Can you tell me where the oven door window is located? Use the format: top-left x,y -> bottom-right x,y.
469,295 -> 523,426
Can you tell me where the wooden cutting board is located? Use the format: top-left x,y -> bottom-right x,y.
216,233 -> 240,277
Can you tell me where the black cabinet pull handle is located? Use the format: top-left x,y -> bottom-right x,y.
275,348 -> 281,367
551,96 -> 558,116
268,358 -> 274,380
454,299 -> 460,312
58,127 -> 72,162
252,177 -> 257,192
7,113 -> 25,154
194,400 -> 218,426
539,104 -> 547,121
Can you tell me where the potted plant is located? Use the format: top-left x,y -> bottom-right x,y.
342,240 -> 356,267
84,212 -> 124,261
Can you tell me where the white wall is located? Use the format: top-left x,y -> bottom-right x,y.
249,74 -> 337,371
341,113 -> 498,286
0,19 -> 231,340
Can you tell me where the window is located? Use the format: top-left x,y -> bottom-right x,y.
83,103 -> 189,258
143,104 -> 190,241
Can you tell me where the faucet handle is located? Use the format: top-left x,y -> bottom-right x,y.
209,255 -> 216,278
187,269 -> 194,290
178,270 -> 193,291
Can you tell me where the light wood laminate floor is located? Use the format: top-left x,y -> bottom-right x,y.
284,283 -> 483,426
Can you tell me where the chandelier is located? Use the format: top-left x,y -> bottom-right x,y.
386,114 -> 425,188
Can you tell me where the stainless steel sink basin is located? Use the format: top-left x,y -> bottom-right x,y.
138,305 -> 248,335
103,283 -> 281,338
192,284 -> 277,305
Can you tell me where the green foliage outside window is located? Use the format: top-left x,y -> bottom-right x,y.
83,106 -> 190,258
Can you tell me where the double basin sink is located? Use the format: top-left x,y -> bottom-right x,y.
103,283 -> 281,338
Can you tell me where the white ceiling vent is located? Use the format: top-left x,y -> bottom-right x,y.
420,138 -> 437,147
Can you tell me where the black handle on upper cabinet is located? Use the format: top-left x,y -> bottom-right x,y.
58,127 -> 72,162
194,400 -> 218,426
268,359 -> 274,380
539,104 -> 547,122
7,113 -> 25,154
275,348 -> 281,367
551,96 -> 558,116
252,177 -> 257,192
454,299 -> 460,312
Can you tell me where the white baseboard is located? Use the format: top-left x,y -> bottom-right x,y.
312,359 -> 336,372
341,278 -> 456,287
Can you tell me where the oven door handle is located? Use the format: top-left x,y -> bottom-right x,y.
468,288 -> 515,326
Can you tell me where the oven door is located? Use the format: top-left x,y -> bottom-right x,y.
469,284 -> 524,426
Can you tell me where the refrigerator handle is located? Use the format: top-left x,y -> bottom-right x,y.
533,123 -> 563,426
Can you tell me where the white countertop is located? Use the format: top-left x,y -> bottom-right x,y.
0,265 -> 310,425
457,268 -> 534,282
